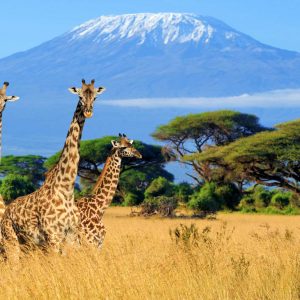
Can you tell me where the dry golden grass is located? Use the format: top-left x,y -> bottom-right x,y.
1,207 -> 300,299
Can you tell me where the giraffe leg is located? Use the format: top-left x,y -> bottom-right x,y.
1,218 -> 21,263
44,231 -> 63,254
97,221 -> 106,249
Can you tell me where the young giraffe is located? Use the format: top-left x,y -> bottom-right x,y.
0,79 -> 105,259
0,82 -> 20,221
77,134 -> 142,248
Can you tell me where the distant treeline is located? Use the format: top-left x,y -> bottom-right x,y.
0,110 -> 299,216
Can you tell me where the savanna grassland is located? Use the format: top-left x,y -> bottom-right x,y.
1,207 -> 300,300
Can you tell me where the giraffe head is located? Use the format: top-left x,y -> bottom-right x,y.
0,82 -> 20,112
111,134 -> 142,159
68,79 -> 105,118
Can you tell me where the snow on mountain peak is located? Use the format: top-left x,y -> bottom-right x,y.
69,13 -> 240,45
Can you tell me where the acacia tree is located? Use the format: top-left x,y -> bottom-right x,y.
190,120 -> 300,194
152,110 -> 267,183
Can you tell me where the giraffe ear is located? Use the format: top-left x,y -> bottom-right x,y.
68,87 -> 81,94
96,87 -> 106,95
6,95 -> 20,102
129,140 -> 134,144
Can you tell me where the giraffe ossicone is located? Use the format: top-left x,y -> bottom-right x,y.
77,134 -> 142,248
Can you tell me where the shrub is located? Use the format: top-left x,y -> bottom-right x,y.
270,192 -> 290,209
215,183 -> 241,209
174,182 -> 194,203
238,196 -> 256,212
252,186 -> 273,208
0,174 -> 35,204
124,192 -> 142,206
188,182 -> 220,213
140,196 -> 178,217
144,177 -> 174,198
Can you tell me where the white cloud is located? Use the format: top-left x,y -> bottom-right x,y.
100,89 -> 300,108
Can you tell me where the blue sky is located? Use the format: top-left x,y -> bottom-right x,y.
0,0 -> 299,58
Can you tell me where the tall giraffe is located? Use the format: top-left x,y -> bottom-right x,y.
0,82 -> 20,161
77,134 -> 142,248
0,79 -> 105,259
0,82 -> 20,221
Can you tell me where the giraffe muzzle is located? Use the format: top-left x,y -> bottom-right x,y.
84,110 -> 93,118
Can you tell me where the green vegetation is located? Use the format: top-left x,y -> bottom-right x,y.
0,155 -> 46,203
1,111 -> 300,216
0,174 -> 35,204
0,155 -> 46,187
188,119 -> 300,194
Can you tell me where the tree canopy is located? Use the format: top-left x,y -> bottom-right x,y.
188,119 -> 300,194
152,110 -> 267,183
0,155 -> 46,187
45,136 -> 169,182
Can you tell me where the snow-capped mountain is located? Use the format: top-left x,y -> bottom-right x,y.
1,13 -> 300,99
1,12 -> 300,175
70,13 -> 237,45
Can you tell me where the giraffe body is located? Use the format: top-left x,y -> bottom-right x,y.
0,80 -> 105,258
77,135 -> 142,248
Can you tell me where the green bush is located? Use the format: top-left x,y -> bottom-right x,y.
124,192 -> 142,206
270,192 -> 290,209
0,174 -> 35,204
174,182 -> 194,203
144,177 -> 174,198
239,186 -> 273,211
188,182 -> 220,213
253,186 -> 273,208
238,195 -> 256,212
216,183 -> 241,209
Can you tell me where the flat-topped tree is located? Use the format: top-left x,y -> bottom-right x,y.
152,110 -> 268,183
0,79 -> 105,261
189,120 -> 300,194
0,82 -> 19,161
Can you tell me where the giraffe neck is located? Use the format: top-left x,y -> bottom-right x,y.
92,150 -> 122,212
47,101 -> 85,195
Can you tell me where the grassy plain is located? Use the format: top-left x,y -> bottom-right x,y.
1,207 -> 300,300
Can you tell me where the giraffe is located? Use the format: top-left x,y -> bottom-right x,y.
76,134 -> 142,248
0,79 -> 105,260
0,82 -> 20,221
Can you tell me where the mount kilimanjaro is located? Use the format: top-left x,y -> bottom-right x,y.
1,13 -> 300,99
0,11 -> 299,177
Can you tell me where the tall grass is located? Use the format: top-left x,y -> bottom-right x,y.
1,208 -> 300,299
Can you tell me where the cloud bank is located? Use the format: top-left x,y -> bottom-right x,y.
100,89 -> 300,108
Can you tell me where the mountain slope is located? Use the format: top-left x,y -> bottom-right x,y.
1,13 -> 300,99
